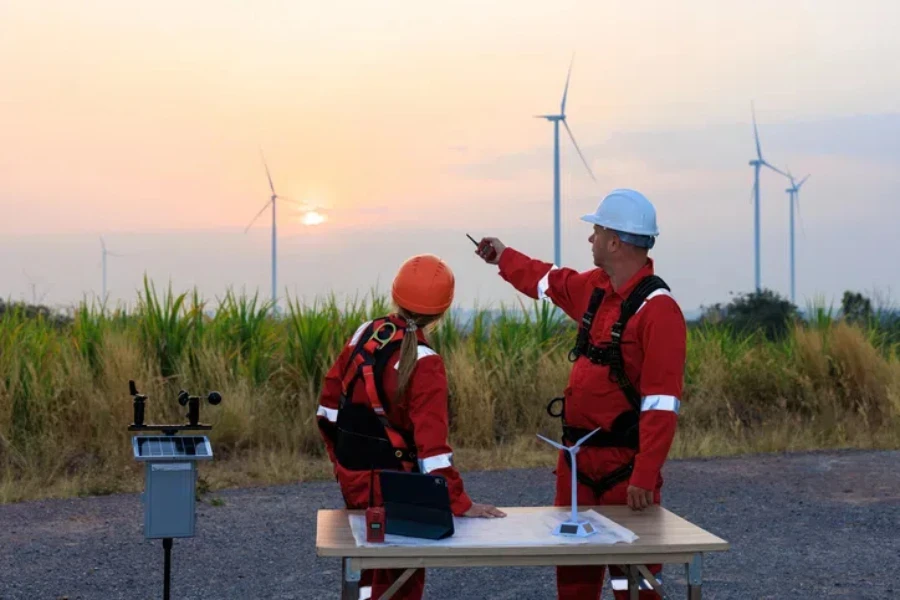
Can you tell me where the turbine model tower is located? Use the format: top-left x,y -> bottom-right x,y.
784,172 -> 810,304
748,103 -> 787,292
537,58 -> 597,267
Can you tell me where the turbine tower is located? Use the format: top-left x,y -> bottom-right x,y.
537,58 -> 597,267
785,171 -> 810,304
100,236 -> 123,303
748,103 -> 787,292
245,150 -> 303,312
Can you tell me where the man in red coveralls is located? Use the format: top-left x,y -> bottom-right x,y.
475,188 -> 686,599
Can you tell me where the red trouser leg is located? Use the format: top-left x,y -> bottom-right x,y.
371,569 -> 425,600
601,475 -> 663,600
553,451 -> 665,600
338,469 -> 426,600
554,452 -> 606,600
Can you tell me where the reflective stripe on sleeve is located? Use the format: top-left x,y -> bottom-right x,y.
316,405 -> 338,423
394,345 -> 438,369
419,453 -> 453,473
349,321 -> 372,346
537,266 -> 559,301
640,395 -> 680,414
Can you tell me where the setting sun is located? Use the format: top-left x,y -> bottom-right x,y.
301,210 -> 326,226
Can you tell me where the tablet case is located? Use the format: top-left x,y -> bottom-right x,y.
379,470 -> 455,540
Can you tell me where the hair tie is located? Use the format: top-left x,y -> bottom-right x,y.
406,320 -> 418,332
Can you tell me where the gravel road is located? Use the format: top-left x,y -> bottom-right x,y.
1,449 -> 897,600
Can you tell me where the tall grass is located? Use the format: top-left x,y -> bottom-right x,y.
1,284 -> 899,503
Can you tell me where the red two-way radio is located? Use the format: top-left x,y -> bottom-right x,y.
365,469 -> 385,543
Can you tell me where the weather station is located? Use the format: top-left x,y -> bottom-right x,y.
128,380 -> 222,600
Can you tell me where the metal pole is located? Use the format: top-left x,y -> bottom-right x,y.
163,538 -> 173,600
553,118 -> 561,267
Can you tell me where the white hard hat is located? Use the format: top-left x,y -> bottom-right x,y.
580,188 -> 659,247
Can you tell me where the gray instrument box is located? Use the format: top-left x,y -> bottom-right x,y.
132,436 -> 213,539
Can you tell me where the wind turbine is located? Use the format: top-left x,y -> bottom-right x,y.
784,171 -> 810,304
100,236 -> 123,302
748,103 -> 788,292
537,58 -> 597,267
244,150 -> 305,312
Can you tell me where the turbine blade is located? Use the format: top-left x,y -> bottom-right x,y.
536,434 -> 567,451
260,148 -> 276,195
749,178 -> 756,205
797,174 -> 810,189
279,196 -> 310,209
100,236 -> 106,252
563,120 -> 597,182
244,200 -> 273,233
763,161 -> 789,178
560,54 -> 574,115
752,102 -> 763,161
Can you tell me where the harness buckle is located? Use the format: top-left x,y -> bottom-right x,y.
547,396 -> 565,419
369,321 -> 398,349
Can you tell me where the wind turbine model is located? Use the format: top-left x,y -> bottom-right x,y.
784,172 -> 810,304
537,58 -> 597,267
748,103 -> 788,292
537,427 -> 602,537
244,150 -> 306,312
100,236 -> 123,302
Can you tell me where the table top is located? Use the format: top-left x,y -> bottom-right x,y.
316,505 -> 729,560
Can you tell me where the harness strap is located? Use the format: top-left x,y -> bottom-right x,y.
562,452 -> 635,497
335,316 -> 431,468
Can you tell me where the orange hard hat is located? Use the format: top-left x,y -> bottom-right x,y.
391,254 -> 455,315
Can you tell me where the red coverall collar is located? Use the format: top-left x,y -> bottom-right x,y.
598,258 -> 655,298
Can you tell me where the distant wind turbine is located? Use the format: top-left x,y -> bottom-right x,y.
748,103 -> 788,292
244,150 -> 307,312
100,236 -> 123,302
784,171 -> 810,304
537,57 -> 597,267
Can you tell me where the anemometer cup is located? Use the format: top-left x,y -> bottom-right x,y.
208,392 -> 222,406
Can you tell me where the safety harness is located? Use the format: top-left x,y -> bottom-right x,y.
547,275 -> 670,496
319,317 -> 427,473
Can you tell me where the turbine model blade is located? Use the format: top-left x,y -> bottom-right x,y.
560,55 -> 574,115
752,102 -> 763,161
563,120 -> 597,182
260,149 -> 276,195
573,426 -> 603,448
244,200 -> 273,233
796,174 -> 810,189
536,434 -> 568,452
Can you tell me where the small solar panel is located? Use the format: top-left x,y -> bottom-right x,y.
132,436 -> 213,462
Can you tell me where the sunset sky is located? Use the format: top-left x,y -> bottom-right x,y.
1,0 -> 899,314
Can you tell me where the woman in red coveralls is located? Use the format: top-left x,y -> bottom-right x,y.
317,254 -> 506,600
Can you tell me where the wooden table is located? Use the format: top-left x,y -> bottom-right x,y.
316,506 -> 729,600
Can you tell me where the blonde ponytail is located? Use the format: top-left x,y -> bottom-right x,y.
394,308 -> 442,404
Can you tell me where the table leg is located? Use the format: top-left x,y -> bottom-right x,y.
342,557 -> 361,600
627,565 -> 641,600
686,553 -> 702,600
377,568 -> 417,600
